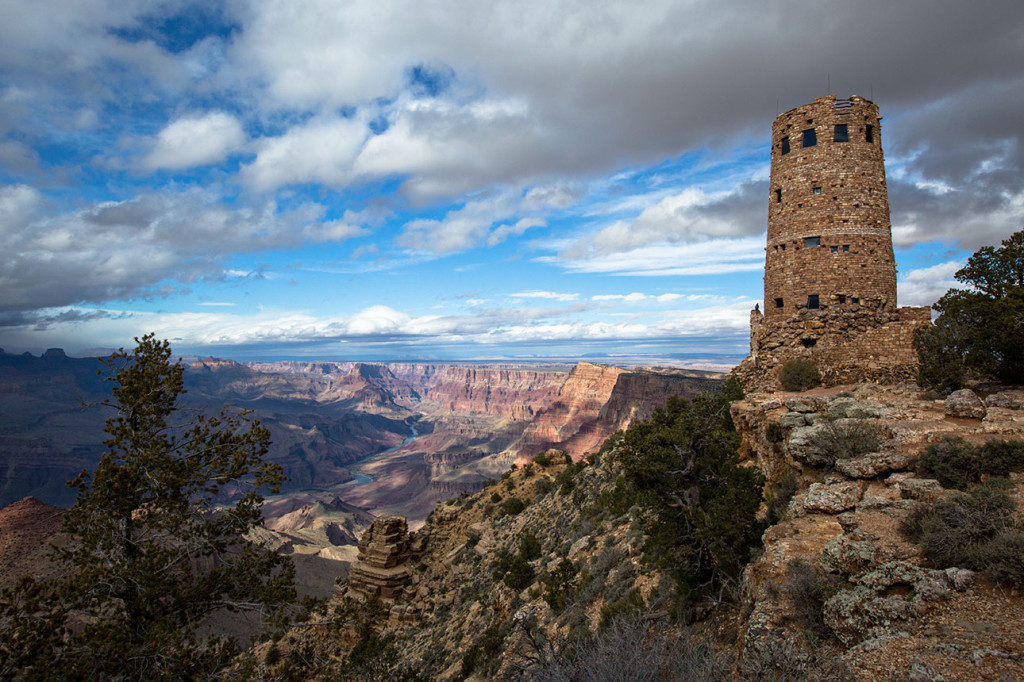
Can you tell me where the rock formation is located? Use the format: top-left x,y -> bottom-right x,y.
344,514 -> 424,601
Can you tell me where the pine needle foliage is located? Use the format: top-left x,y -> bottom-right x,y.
0,334 -> 296,680
604,377 -> 764,613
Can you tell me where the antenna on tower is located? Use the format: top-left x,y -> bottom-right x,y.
827,73 -> 831,95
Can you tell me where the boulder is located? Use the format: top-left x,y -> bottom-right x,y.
803,482 -> 862,513
943,389 -> 987,419
835,450 -> 917,479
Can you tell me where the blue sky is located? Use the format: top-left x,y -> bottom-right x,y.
1,0 -> 1022,365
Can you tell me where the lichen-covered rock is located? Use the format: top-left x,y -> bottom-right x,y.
898,478 -> 944,500
820,532 -> 880,575
778,412 -> 812,429
944,389 -> 987,419
785,397 -> 820,413
835,450 -> 917,478
803,481 -> 862,513
823,561 -> 950,645
827,397 -> 891,420
787,424 -> 832,466
986,391 -> 1023,409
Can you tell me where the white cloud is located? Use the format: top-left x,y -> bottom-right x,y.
897,260 -> 965,307
242,116 -> 368,191
0,187 -> 366,312
508,291 -> 579,302
142,112 -> 245,170
545,235 -> 765,277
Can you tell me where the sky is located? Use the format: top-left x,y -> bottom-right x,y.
1,0 -> 1022,364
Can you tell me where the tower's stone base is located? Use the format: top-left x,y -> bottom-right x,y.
735,299 -> 931,391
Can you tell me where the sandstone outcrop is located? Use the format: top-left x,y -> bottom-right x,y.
944,388 -> 987,419
344,514 -> 425,601
735,382 -> 1024,680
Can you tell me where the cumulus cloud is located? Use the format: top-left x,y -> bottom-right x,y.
545,235 -> 765,277
897,260 -> 965,307
242,116 -> 368,191
0,186 -> 367,313
142,112 -> 245,170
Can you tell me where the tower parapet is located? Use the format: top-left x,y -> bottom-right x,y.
737,95 -> 930,389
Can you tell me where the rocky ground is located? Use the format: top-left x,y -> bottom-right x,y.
254,381 -> 1024,681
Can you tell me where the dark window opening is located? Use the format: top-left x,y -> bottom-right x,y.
843,245 -> 850,252
830,246 -> 838,253
781,137 -> 790,155
838,294 -> 847,304
775,188 -> 782,203
834,124 -> 849,142
865,124 -> 874,143
774,297 -> 784,309
802,128 -> 817,147
780,243 -> 786,251
801,338 -> 818,349
851,297 -> 859,304
804,236 -> 821,248
807,294 -> 820,309
813,186 -> 821,195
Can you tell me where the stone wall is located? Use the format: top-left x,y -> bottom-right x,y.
737,298 -> 930,390
765,95 -> 895,321
739,94 -> 928,389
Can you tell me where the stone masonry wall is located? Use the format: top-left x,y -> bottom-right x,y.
765,95 -> 895,321
737,299 -> 931,390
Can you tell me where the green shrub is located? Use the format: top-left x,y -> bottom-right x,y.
608,379 -> 763,611
918,436 -> 1024,489
459,624 -> 503,679
779,357 -> 822,391
535,478 -> 553,495
555,461 -> 584,494
533,452 -> 551,467
902,480 -> 1024,586
766,421 -> 785,444
915,229 -> 1024,392
490,491 -> 502,503
783,559 -> 840,638
543,559 -> 578,613
519,532 -> 542,561
503,555 -> 535,590
501,496 -> 526,516
805,418 -> 887,466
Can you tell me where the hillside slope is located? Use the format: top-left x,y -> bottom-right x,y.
252,382 -> 1024,681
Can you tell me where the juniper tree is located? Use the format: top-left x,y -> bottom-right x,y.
0,334 -> 295,680
915,228 -> 1024,392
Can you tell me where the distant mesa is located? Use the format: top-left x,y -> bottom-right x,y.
43,348 -> 68,359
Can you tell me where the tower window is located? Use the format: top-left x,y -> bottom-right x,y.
830,246 -> 838,253
801,338 -> 817,348
813,186 -> 821,195
807,295 -> 820,309
834,124 -> 849,142
804,236 -> 821,248
843,245 -> 850,252
774,297 -> 784,309
781,137 -> 790,155
838,294 -> 847,304
865,124 -> 874,143
775,188 -> 782,203
802,128 -> 817,147
851,297 -> 859,304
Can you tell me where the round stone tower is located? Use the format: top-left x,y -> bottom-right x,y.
764,94 -> 896,320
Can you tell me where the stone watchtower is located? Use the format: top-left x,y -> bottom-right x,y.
740,95 -> 930,388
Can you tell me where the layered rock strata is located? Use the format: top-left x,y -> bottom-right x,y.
345,514 -> 425,601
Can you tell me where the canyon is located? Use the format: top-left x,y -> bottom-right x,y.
0,348 -> 719,578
